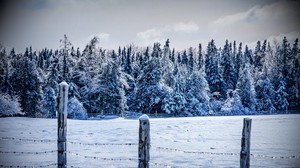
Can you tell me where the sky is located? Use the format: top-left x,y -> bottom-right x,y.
0,0 -> 300,52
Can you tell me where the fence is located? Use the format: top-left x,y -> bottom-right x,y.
0,82 -> 299,167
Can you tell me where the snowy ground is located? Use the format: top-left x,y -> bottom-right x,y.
0,114 -> 300,168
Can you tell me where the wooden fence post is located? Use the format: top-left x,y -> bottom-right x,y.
57,81 -> 69,168
240,118 -> 252,168
138,114 -> 150,168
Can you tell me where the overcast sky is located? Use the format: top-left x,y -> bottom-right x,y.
0,0 -> 300,52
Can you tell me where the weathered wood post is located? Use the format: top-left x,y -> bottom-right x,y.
240,118 -> 252,168
138,114 -> 150,168
57,81 -> 69,168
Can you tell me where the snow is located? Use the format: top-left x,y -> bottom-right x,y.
139,114 -> 149,121
0,114 -> 300,167
59,81 -> 69,87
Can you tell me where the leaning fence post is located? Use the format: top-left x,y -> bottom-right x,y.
57,81 -> 69,168
138,114 -> 150,168
240,118 -> 252,168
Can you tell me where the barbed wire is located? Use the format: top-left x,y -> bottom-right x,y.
0,150 -> 57,155
149,161 -> 180,168
0,137 -> 137,146
1,137 -> 299,160
151,146 -> 300,159
67,151 -> 137,162
0,163 -> 57,168
0,137 -> 55,143
68,141 -> 137,146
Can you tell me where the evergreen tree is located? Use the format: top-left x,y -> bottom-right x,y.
221,40 -> 236,90
221,90 -> 245,115
135,57 -> 168,114
186,71 -> 210,116
273,75 -> 288,112
10,56 -> 42,117
244,45 -> 253,65
197,43 -> 204,70
253,40 -> 267,85
171,48 -> 175,63
124,46 -> 132,74
0,49 -> 12,94
205,40 -> 225,99
41,85 -> 56,118
181,50 -> 188,66
151,43 -> 162,58
255,75 -> 276,113
59,34 -> 72,82
187,47 -> 194,73
234,42 -> 243,85
236,63 -> 256,111
85,60 -> 127,115
163,74 -> 187,116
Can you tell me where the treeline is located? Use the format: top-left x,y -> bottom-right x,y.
0,35 -> 299,118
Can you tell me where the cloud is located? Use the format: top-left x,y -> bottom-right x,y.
89,33 -> 110,41
213,0 -> 300,28
173,22 -> 199,33
137,22 -> 199,45
98,33 -> 110,41
213,5 -> 260,26
246,31 -> 300,50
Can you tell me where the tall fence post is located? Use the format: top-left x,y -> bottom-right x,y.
240,118 -> 252,168
57,81 -> 69,168
138,114 -> 150,168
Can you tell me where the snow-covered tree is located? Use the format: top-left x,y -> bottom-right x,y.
221,40 -> 236,90
41,86 -> 56,118
273,76 -> 289,113
187,47 -> 194,73
197,43 -> 204,70
255,76 -> 276,113
221,90 -> 246,115
59,34 -> 72,82
0,94 -> 23,117
67,97 -> 88,120
10,56 -> 42,117
85,60 -> 127,116
205,40 -> 225,99
186,71 -> 210,116
135,57 -> 169,114
236,63 -> 256,111
163,74 -> 187,116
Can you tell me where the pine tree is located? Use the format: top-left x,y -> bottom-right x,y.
135,57 -> 168,114
10,56 -> 42,117
187,47 -> 194,73
221,40 -> 236,90
151,43 -> 162,58
85,60 -> 127,116
162,74 -> 187,116
197,43 -> 204,70
234,43 -> 243,84
186,71 -> 210,116
255,75 -> 276,113
236,63 -> 256,111
181,50 -> 188,66
59,34 -> 72,82
124,46 -> 132,74
0,49 -> 12,95
253,40 -> 267,85
205,40 -> 225,99
41,85 -> 56,118
273,75 -> 288,113
244,45 -> 253,65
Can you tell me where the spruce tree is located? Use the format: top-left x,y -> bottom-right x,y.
10,56 -> 42,117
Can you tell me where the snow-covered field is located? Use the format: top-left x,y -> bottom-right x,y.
0,114 -> 300,168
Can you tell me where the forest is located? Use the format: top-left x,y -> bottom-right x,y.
0,35 -> 299,119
